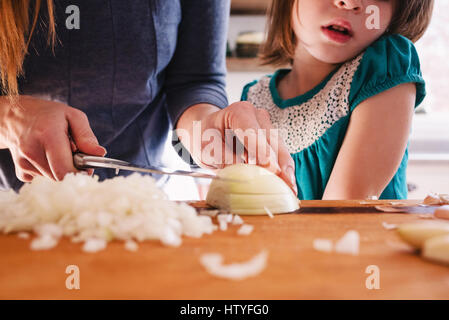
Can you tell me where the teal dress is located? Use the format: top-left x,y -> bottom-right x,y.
241,35 -> 426,200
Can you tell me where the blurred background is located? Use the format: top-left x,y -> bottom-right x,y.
164,0 -> 449,200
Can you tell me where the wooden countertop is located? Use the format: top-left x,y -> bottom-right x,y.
1,200 -> 448,299
231,0 -> 270,14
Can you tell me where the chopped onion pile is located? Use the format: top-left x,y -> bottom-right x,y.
0,173 -> 216,252
199,250 -> 268,280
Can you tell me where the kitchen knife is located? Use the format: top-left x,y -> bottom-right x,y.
73,152 -> 229,180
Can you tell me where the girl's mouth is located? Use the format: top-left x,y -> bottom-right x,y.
321,22 -> 353,44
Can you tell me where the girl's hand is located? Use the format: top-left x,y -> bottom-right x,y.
177,102 -> 297,195
0,96 -> 106,182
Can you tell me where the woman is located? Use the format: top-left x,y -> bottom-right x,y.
0,0 -> 298,193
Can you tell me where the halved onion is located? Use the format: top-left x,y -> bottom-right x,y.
206,164 -> 299,215
396,221 -> 449,249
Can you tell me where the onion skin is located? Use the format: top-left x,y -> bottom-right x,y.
206,164 -> 300,215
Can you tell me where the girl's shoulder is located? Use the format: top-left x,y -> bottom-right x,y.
241,74 -> 272,102
349,34 -> 426,112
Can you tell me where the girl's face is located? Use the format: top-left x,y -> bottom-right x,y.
292,0 -> 395,64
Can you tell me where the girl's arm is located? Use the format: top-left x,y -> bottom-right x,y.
322,83 -> 416,200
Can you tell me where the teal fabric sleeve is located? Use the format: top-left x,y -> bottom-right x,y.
349,34 -> 426,112
292,116 -> 351,200
240,80 -> 259,101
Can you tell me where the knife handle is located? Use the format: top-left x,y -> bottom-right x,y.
73,152 -> 89,170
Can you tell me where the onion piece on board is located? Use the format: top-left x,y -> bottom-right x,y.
124,240 -> 139,252
232,215 -> 244,225
382,222 -> 398,230
199,250 -> 268,281
237,224 -> 254,236
82,238 -> 107,253
30,234 -> 59,251
335,230 -> 360,255
313,239 -> 333,253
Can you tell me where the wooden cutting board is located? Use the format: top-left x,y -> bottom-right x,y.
190,199 -> 438,214
1,200 -> 448,299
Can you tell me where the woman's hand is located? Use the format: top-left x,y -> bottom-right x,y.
0,96 -> 106,182
177,102 -> 297,194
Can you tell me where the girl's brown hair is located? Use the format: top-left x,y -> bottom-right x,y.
0,0 -> 55,96
260,0 -> 435,66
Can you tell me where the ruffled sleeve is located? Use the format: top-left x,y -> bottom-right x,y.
240,79 -> 259,101
349,34 -> 426,112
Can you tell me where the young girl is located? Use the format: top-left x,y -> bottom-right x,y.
241,0 -> 434,200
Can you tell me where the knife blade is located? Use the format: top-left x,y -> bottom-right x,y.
73,152 -> 231,181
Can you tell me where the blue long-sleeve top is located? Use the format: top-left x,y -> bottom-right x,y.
0,0 -> 229,190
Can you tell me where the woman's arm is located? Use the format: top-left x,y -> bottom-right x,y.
322,83 -> 416,200
165,1 -> 296,193
163,1 -> 229,133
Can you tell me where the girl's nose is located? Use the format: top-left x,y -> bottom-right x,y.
334,0 -> 363,12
